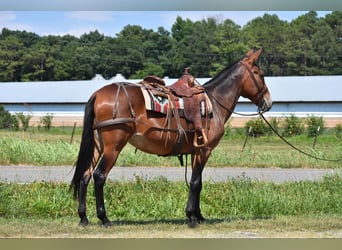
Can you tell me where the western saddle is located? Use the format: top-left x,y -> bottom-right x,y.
142,68 -> 209,148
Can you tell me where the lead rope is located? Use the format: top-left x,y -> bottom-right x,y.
259,113 -> 342,162
184,154 -> 190,189
207,88 -> 341,162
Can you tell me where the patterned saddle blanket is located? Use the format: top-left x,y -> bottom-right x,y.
141,87 -> 212,117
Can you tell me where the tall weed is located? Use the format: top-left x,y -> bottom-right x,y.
0,136 -> 78,165
0,129 -> 340,168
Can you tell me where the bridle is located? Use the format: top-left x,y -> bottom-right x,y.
205,59 -> 268,117
239,60 -> 268,110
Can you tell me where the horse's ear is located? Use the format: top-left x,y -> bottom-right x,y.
245,49 -> 254,58
252,48 -> 263,61
243,48 -> 263,62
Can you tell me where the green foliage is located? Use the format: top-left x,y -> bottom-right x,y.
245,118 -> 267,136
130,62 -> 165,79
15,112 -> 32,131
282,114 -> 304,137
245,116 -> 326,138
0,11 -> 341,81
306,115 -> 325,137
0,105 -> 12,129
0,127 -> 341,168
265,117 -> 281,135
0,132 -> 79,165
335,124 -> 342,139
244,117 -> 281,137
0,105 -> 18,130
39,113 -> 53,131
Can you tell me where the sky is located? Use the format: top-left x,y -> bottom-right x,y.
0,11 -> 333,38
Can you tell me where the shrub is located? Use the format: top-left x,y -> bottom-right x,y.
16,112 -> 32,131
0,105 -> 18,130
306,115 -> 325,137
10,116 -> 19,131
40,113 -> 54,131
0,105 -> 12,129
282,114 -> 304,137
265,117 -> 281,136
335,124 -> 342,139
245,117 -> 267,136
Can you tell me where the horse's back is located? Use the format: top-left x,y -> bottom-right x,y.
93,82 -> 145,120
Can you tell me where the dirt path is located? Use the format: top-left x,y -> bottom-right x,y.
0,165 -> 339,183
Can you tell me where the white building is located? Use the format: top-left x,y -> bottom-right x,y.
0,75 -> 341,127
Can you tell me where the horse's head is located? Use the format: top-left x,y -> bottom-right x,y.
240,48 -> 272,112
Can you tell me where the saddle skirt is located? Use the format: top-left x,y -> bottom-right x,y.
141,87 -> 212,118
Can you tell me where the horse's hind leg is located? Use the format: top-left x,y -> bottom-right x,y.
93,127 -> 130,226
78,135 -> 102,226
77,169 -> 93,226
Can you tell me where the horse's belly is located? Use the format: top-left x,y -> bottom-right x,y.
128,132 -> 191,155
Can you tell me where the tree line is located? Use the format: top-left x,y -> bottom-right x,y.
0,11 -> 341,82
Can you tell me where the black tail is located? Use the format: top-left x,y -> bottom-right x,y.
70,94 -> 96,199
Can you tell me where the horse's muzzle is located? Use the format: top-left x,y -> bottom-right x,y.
258,95 -> 272,112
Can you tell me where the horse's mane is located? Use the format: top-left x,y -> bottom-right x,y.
203,60 -> 241,89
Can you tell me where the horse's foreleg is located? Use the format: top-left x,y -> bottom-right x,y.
186,153 -> 207,227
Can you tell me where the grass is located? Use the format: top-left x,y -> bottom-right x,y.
0,175 -> 342,238
1,175 -> 341,220
1,127 -> 341,168
1,127 -> 341,238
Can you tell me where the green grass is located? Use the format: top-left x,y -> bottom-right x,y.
1,127 -> 341,238
0,175 -> 342,237
0,128 -> 341,168
1,175 -> 341,220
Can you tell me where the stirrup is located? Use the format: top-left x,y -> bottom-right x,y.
193,130 -> 208,148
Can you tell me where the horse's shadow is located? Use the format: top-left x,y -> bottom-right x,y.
101,216 -> 272,227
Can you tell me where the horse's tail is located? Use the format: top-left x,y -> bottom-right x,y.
70,94 -> 96,199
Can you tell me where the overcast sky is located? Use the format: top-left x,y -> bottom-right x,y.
0,11 -> 332,38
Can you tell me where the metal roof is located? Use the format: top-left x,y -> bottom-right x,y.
0,75 -> 341,103
261,75 -> 342,102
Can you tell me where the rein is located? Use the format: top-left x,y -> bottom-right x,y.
205,93 -> 341,162
204,61 -> 341,162
206,92 -> 264,117
259,113 -> 342,162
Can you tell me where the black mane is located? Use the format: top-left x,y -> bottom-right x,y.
203,60 -> 241,90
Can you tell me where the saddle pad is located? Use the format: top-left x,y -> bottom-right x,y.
141,87 -> 212,116
141,87 -> 184,114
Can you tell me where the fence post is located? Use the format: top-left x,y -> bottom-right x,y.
70,122 -> 77,144
312,126 -> 320,149
242,126 -> 253,152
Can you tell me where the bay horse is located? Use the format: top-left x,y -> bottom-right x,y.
71,48 -> 272,227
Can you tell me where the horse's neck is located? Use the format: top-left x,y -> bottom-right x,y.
205,74 -> 243,124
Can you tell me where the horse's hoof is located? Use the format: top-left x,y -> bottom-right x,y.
187,215 -> 202,228
198,215 -> 206,223
79,218 -> 89,227
188,221 -> 200,228
102,220 -> 113,228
